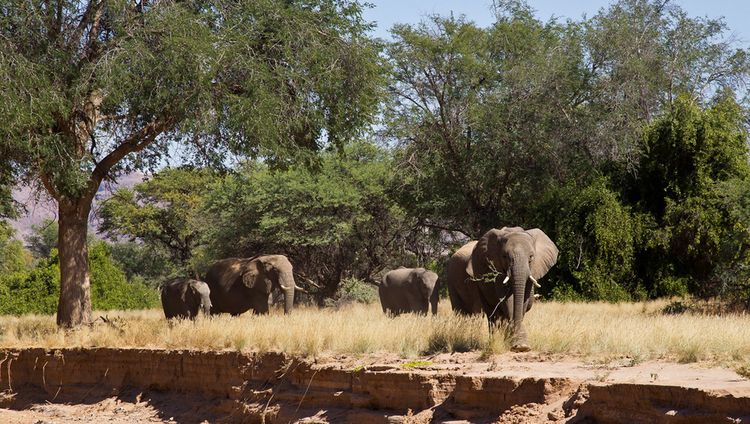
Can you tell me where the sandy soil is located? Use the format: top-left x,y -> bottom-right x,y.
1,350 -> 748,423
322,351 -> 750,392
0,389 -> 221,424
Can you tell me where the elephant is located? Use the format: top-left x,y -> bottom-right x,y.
447,241 -> 484,315
160,278 -> 212,320
205,254 -> 304,315
447,227 -> 558,352
379,267 -> 439,316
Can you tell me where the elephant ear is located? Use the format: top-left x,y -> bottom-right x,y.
177,280 -> 190,302
241,259 -> 262,289
467,231 -> 493,278
411,268 -> 428,284
526,228 -> 559,279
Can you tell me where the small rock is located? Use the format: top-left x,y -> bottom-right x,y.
548,410 -> 564,421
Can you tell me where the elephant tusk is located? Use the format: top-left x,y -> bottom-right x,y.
529,275 -> 541,288
502,271 -> 510,285
294,284 -> 308,294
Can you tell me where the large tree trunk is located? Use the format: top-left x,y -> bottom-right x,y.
56,198 -> 93,327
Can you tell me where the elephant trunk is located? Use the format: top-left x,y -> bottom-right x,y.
510,256 -> 530,352
201,297 -> 212,316
279,271 -> 296,314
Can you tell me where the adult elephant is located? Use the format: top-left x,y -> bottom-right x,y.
448,227 -> 558,352
160,278 -> 212,320
447,241 -> 483,315
379,267 -> 439,316
205,255 -> 303,315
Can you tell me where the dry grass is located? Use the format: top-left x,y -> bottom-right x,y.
1,300 -> 749,365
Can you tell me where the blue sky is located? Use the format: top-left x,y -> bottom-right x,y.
363,0 -> 750,44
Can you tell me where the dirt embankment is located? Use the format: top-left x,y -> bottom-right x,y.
0,348 -> 748,423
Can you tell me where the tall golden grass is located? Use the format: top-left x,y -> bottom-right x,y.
0,301 -> 748,364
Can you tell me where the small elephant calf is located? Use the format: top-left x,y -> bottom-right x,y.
379,267 -> 439,316
160,278 -> 212,320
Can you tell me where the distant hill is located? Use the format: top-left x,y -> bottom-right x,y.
9,173 -> 146,241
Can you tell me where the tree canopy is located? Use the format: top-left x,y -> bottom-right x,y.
99,168 -> 217,276
1,0 -> 750,314
0,0 -> 385,325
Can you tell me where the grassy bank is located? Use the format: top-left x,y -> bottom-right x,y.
0,301 -> 748,365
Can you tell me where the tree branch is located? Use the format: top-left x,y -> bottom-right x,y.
39,171 -> 59,200
86,117 -> 176,202
418,220 -> 471,238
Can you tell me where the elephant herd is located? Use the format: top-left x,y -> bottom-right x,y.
160,227 -> 558,352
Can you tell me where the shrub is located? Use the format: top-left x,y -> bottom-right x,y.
324,277 -> 378,307
539,177 -> 639,301
89,241 -> 160,310
0,242 -> 159,316
0,259 -> 60,315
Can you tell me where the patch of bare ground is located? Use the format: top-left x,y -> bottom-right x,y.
0,348 -> 748,423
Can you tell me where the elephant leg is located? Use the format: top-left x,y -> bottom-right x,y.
417,298 -> 429,315
481,294 -> 502,324
251,295 -> 270,315
448,287 -> 466,314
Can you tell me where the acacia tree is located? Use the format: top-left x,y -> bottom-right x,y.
99,167 -> 218,277
385,11 -> 587,236
1,0 -> 384,326
204,142 -> 419,301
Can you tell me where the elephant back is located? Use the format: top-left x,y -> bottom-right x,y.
205,258 -> 247,294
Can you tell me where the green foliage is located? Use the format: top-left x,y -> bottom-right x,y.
1,0 -> 385,198
540,178 -> 639,302
0,257 -> 60,315
0,243 -> 158,315
99,168 -> 218,276
638,95 -> 750,218
108,242 -> 177,287
634,95 -> 750,299
325,278 -> 379,307
0,222 -> 32,274
25,219 -> 59,260
205,141 -> 420,300
388,1 -> 750,303
0,0 -> 385,324
88,241 -> 159,310
386,11 -> 586,235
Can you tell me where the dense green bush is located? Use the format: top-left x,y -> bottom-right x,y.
0,257 -> 59,315
109,241 -> 178,288
0,242 -> 158,315
632,96 -> 750,300
324,277 -> 379,307
89,241 -> 160,310
540,178 -> 640,301
0,222 -> 32,274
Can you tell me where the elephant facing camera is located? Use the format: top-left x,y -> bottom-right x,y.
447,227 -> 559,352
